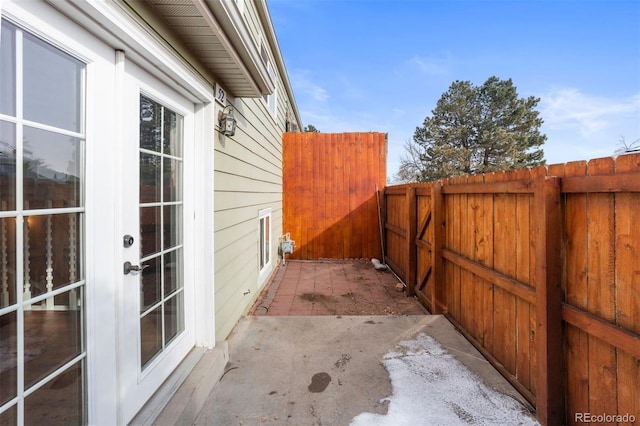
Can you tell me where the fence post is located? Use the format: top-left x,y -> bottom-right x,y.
431,183 -> 445,314
534,176 -> 564,426
406,185 -> 417,296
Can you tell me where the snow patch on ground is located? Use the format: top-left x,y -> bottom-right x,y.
350,333 -> 539,426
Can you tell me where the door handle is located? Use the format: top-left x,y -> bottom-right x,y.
124,261 -> 150,275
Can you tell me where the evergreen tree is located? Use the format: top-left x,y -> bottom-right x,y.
401,76 -> 546,182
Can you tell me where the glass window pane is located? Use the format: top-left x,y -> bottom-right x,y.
163,205 -> 182,250
140,256 -> 161,311
23,32 -> 83,132
23,126 -> 82,209
0,311 -> 17,406
140,96 -> 161,153
163,248 -> 182,296
140,152 -> 160,204
23,214 -> 82,300
0,217 -> 17,308
0,403 -> 17,425
140,306 -> 162,368
1,21 -> 16,117
140,206 -> 161,258
163,158 -> 182,202
265,216 -> 270,264
163,109 -> 182,157
24,293 -> 83,388
259,217 -> 265,269
24,361 -> 84,426
164,291 -> 183,345
1,120 -> 17,211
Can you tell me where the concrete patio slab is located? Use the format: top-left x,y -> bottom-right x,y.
193,315 -> 534,426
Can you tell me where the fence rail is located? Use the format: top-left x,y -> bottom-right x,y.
382,154 -> 640,426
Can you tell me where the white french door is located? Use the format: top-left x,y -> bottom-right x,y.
118,60 -> 195,423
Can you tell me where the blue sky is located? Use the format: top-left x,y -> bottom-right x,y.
267,0 -> 640,180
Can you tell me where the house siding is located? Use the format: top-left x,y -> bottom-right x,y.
214,36 -> 293,339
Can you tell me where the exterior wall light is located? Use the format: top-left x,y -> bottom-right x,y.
218,105 -> 237,137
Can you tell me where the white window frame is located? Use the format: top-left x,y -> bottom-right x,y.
257,208 -> 272,287
259,39 -> 277,116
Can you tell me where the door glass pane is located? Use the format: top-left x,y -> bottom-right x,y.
0,120 -> 17,211
0,21 -> 16,117
163,205 -> 182,249
140,256 -> 161,311
24,291 -> 83,388
23,213 -> 82,299
140,96 -> 161,152
163,108 -> 181,157
163,248 -> 182,296
140,206 -> 161,258
138,95 -> 184,370
0,311 -> 17,406
140,152 -> 160,204
24,360 -> 84,426
0,217 -> 17,309
164,291 -> 183,345
23,32 -> 83,132
163,158 -> 181,202
23,126 -> 82,209
140,306 -> 162,368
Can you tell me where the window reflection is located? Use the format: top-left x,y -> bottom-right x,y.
23,31 -> 83,132
24,292 -> 83,388
0,217 -> 17,308
0,311 -> 17,406
0,21 -> 16,117
23,127 -> 82,209
23,213 -> 82,300
0,120 -> 17,211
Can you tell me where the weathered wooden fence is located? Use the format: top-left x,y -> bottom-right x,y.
383,154 -> 640,426
283,132 -> 386,260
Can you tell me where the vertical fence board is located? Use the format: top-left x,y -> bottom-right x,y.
586,158 -> 618,424
614,155 -> 640,422
563,161 -> 590,423
431,184 -> 444,313
515,168 -> 532,392
283,132 -> 386,260
535,176 -> 563,426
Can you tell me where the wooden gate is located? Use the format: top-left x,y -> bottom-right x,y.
283,132 -> 386,260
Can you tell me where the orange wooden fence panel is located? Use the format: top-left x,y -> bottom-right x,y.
283,132 -> 386,260
383,152 -> 640,426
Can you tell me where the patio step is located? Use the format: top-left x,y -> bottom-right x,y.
130,342 -> 229,426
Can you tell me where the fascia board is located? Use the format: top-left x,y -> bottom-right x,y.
255,0 -> 302,128
202,0 -> 275,96
44,0 -> 214,103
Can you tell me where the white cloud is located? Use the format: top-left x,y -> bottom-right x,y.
291,69 -> 330,102
398,54 -> 451,76
540,88 -> 640,138
539,88 -> 640,163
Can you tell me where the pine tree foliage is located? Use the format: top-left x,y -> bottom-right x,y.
401,76 -> 546,182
